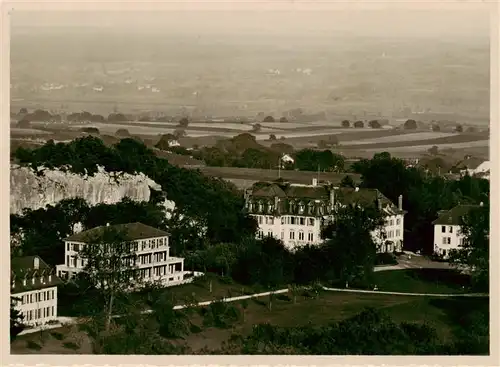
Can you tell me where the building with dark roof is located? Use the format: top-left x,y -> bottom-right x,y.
245,179 -> 406,252
11,255 -> 62,326
432,204 -> 483,258
56,222 -> 185,287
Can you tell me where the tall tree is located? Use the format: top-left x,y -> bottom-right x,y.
448,204 -> 489,291
79,226 -> 140,331
321,204 -> 384,285
10,296 -> 25,342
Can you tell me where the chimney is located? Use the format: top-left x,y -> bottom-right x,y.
33,257 -> 39,269
312,178 -> 318,186
330,188 -> 335,208
398,195 -> 403,210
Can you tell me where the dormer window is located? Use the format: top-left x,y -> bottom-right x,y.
298,204 -> 305,214
308,203 -> 314,214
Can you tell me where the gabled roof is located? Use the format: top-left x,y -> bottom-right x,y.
284,185 -> 330,199
432,205 -> 481,226
252,183 -> 287,198
65,222 -> 169,243
11,256 -> 62,294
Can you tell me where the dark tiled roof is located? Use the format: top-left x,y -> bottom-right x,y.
246,182 -> 401,216
432,205 -> 481,225
252,183 -> 287,198
65,222 -> 169,243
11,256 -> 62,294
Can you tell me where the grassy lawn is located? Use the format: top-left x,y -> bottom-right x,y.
10,325 -> 93,355
370,268 -> 472,294
142,275 -> 266,306
178,290 -> 466,352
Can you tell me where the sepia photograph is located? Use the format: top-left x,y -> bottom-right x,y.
6,0 -> 493,359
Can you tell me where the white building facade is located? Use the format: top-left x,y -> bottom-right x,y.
432,204 -> 481,258
56,222 -> 185,287
245,180 -> 405,252
11,256 -> 61,326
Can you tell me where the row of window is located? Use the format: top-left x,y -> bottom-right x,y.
258,230 -> 315,242
66,238 -> 168,253
138,251 -> 168,265
250,203 -> 327,215
441,225 -> 454,234
255,215 -> 316,226
386,229 -> 401,238
23,306 -> 55,322
20,289 -> 55,305
137,264 -> 181,278
386,218 -> 401,226
441,237 -> 463,245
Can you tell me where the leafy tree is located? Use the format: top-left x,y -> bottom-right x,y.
341,120 -> 350,128
263,116 -> 275,122
107,113 -> 127,122
115,128 -> 130,137
279,117 -> 288,122
173,129 -> 187,139
269,134 -> 277,141
448,204 -> 489,291
428,146 -> 439,155
368,120 -> 382,129
252,123 -> 262,132
178,117 -> 190,127
155,133 -> 178,150
340,175 -> 356,188
17,119 -> 31,129
404,119 -> 417,130
455,124 -> 464,133
432,124 -> 441,132
78,226 -> 140,331
466,126 -> 477,133
150,292 -> 190,338
353,120 -> 364,128
10,296 -> 25,342
19,107 -> 28,114
321,204 -> 384,285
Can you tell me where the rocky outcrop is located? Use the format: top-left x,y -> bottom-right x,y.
10,164 -> 175,214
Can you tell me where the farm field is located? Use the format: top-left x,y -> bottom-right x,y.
10,118 -> 490,162
363,139 -> 489,153
344,132 -> 458,145
194,166 -> 361,186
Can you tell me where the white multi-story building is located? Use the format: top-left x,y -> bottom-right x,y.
245,180 -> 406,252
11,256 -> 62,326
432,204 -> 482,258
56,222 -> 185,287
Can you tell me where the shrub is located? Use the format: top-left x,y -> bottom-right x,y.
50,331 -> 65,340
26,340 -> 42,351
203,299 -> 241,329
63,341 -> 80,350
375,252 -> 398,266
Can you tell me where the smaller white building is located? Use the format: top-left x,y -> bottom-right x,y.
11,256 -> 62,326
432,204 -> 481,258
56,222 -> 186,287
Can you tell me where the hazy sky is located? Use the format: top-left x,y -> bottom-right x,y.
11,7 -> 490,41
